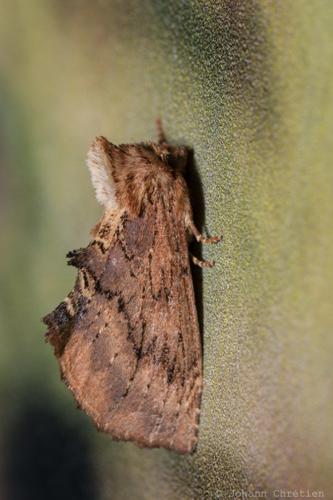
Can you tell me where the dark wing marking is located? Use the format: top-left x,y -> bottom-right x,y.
43,201 -> 202,453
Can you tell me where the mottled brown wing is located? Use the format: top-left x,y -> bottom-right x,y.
43,200 -> 202,454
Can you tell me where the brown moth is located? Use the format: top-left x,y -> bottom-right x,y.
43,121 -> 221,454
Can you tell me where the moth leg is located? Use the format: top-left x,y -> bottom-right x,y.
190,253 -> 215,268
189,221 -> 222,244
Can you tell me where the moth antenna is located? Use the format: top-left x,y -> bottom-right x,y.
156,117 -> 167,143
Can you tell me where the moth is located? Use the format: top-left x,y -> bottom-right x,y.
43,121 -> 221,454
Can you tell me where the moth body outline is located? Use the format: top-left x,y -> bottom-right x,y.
43,122 -> 221,454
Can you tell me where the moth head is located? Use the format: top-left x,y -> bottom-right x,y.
87,136 -> 191,215
151,143 -> 189,173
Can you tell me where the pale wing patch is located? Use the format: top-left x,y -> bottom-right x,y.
87,137 -> 118,210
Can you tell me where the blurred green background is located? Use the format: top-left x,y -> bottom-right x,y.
0,1 -> 332,499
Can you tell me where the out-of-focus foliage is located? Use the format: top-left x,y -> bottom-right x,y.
0,1 -> 332,499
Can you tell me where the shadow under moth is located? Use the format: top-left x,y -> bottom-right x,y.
43,121 -> 221,454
